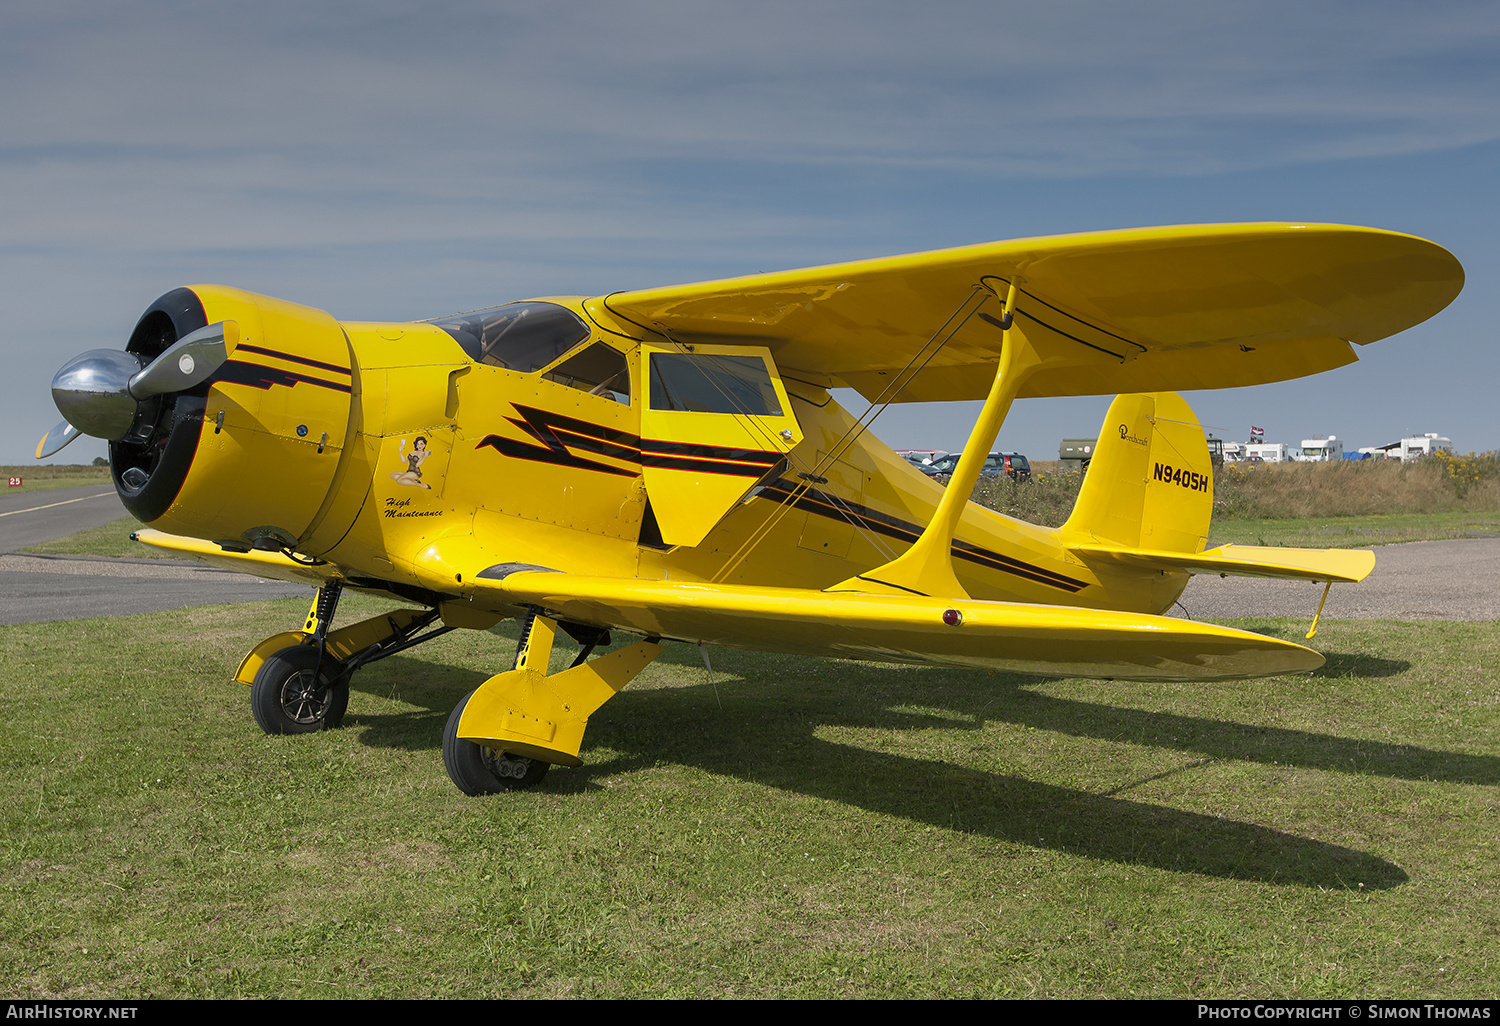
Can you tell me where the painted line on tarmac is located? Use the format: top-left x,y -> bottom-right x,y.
0,490 -> 116,518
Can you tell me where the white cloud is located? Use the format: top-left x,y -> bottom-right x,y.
6,1 -> 1499,461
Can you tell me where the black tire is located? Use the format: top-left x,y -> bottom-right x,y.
442,689 -> 550,795
250,645 -> 349,735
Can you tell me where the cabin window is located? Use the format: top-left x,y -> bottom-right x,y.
648,353 -> 783,416
542,342 -> 630,404
429,302 -> 590,373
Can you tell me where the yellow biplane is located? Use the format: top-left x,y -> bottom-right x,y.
37,223 -> 1462,795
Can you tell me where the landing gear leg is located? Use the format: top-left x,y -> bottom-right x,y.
249,581 -> 348,734
238,581 -> 461,737
443,611 -> 664,796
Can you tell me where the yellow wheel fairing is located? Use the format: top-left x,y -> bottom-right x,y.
454,615 -> 666,766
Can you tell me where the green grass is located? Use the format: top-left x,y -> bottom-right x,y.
1208,512 -> 1500,548
21,517 -> 173,559
1,465 -> 111,494
2,598 -> 1497,998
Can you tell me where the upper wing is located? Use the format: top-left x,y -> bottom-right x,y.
595,223 -> 1463,402
467,567 -> 1323,682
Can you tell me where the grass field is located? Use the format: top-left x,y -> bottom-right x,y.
1206,511 -> 1500,548
6,460 -> 1498,997
2,595 -> 1497,998
20,517 -> 174,559
1,465 -> 111,495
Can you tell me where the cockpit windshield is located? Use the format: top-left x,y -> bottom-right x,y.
428,302 -> 590,373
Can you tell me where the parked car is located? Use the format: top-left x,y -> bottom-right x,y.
919,451 -> 1031,482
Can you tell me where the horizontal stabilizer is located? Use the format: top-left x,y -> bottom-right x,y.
1069,542 -> 1375,583
468,569 -> 1324,682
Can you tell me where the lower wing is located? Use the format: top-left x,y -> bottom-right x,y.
134,528 -> 336,586
468,567 -> 1323,682
137,529 -> 1327,682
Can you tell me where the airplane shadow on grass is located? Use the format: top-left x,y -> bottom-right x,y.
580,711 -> 1408,891
325,643 -> 1500,890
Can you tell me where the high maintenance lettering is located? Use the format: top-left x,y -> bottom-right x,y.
1153,462 -> 1210,493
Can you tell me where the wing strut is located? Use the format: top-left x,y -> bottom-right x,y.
1306,581 -> 1333,639
709,285 -> 995,583
828,280 -> 1040,599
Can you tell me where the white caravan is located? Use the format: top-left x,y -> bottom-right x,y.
1296,436 -> 1344,462
1244,442 -> 1293,463
1399,434 -> 1453,461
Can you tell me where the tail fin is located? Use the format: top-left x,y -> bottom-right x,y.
1060,392 -> 1375,585
1060,391 -> 1212,555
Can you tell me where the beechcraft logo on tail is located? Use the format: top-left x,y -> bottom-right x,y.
1153,462 -> 1209,493
1118,423 -> 1149,446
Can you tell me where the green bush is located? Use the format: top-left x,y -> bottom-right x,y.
965,456 -> 1500,525
966,471 -> 1083,528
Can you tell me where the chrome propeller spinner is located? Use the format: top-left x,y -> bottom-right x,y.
37,321 -> 233,458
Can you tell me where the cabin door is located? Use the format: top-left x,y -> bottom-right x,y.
638,342 -> 803,547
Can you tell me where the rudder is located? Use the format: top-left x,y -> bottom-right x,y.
1061,392 -> 1212,555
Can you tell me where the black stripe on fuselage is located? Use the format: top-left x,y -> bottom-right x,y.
478,403 -> 638,478
758,478 -> 1088,593
639,438 -> 783,466
484,404 -> 640,476
216,360 -> 353,394
233,344 -> 352,376
477,404 -> 783,478
476,432 -> 637,477
508,405 -> 642,465
470,406 -> 1084,592
638,436 -> 783,477
639,453 -> 773,476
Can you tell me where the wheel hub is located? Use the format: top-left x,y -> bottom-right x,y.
281,671 -> 332,724
483,748 -> 537,780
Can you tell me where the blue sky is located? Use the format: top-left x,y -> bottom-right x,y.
7,1 -> 1498,464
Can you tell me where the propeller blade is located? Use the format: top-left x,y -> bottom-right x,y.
127,320 -> 234,399
36,419 -> 82,459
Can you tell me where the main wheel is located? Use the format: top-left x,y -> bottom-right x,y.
442,689 -> 550,795
250,645 -> 349,735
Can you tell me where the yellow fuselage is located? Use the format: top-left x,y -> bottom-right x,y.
143,287 -> 1186,619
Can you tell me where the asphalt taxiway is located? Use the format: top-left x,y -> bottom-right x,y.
0,483 -> 309,625
1178,537 -> 1500,622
